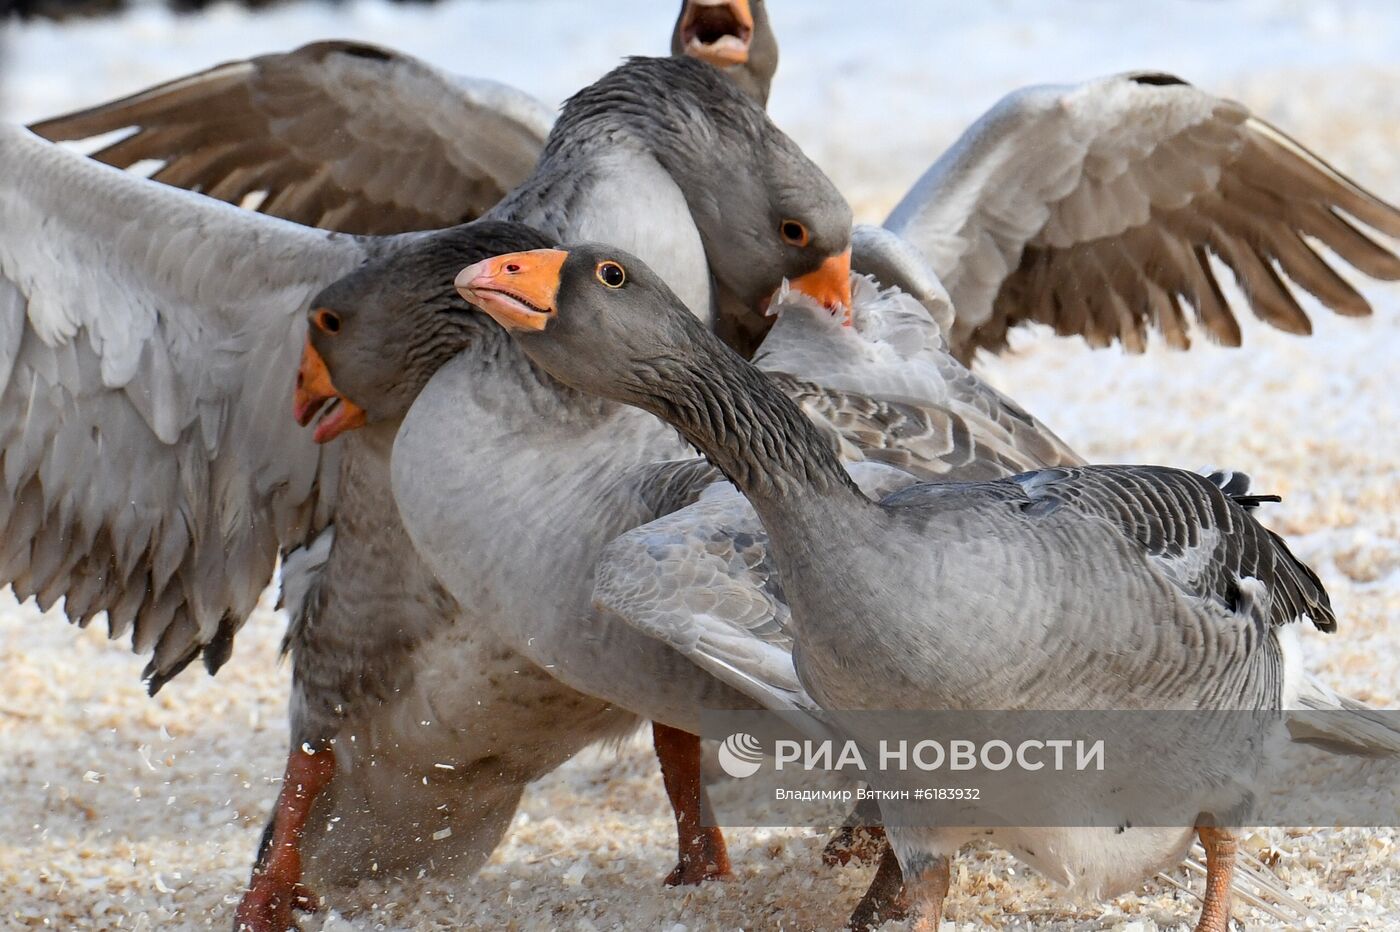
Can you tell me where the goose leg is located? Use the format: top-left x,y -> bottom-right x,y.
1195,826 -> 1239,932
823,795 -> 887,866
904,852 -> 950,932
846,844 -> 907,931
235,743 -> 337,932
653,722 -> 732,885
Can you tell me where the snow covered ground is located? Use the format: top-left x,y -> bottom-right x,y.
2,0 -> 1399,928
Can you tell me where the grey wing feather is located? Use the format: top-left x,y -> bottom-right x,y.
594,463 -> 919,712
1006,465 -> 1335,633
769,371 -> 1080,481
884,72 -> 1400,361
1286,674 -> 1400,757
0,124 -> 366,689
755,279 -> 1083,478
594,485 -> 804,710
624,457 -> 726,516
277,526 -> 335,660
30,41 -> 553,235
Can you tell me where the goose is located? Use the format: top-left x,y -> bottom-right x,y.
457,241 -> 1398,931
560,275 -> 1356,926
0,55 -> 864,930
26,1 -> 776,235
33,40 -> 1400,365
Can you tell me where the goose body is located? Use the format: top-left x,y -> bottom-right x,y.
391,347 -> 757,729
757,465 -> 1316,916
281,425 -> 633,887
461,244 -> 1394,929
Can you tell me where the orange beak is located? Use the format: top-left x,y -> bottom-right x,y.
293,337 -> 367,444
456,249 -> 568,333
787,248 -> 853,322
678,0 -> 754,66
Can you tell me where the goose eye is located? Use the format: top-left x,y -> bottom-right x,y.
312,308 -> 341,334
780,219 -> 810,247
596,261 -> 627,288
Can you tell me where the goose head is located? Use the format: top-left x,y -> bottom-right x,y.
550,57 -> 852,352
293,221 -> 554,443
672,0 -> 778,104
455,243 -> 715,408
459,243 -> 857,501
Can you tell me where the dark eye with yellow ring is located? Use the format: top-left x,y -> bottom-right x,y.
779,220 -> 810,247
596,260 -> 626,288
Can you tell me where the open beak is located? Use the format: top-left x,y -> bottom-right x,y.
456,249 -> 568,333
678,0 -> 754,66
294,338 -> 367,444
787,248 -> 853,322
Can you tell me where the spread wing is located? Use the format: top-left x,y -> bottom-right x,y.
594,463 -> 921,712
30,41 -> 553,235
0,123 -> 368,690
884,72 -> 1400,361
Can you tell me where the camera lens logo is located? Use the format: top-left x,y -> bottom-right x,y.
718,732 -> 764,778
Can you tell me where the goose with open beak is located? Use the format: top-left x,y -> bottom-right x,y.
672,0 -> 778,104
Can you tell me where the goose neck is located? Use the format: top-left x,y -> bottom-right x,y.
630,330 -> 872,526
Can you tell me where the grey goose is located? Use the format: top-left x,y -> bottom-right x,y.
457,242 -> 1398,931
